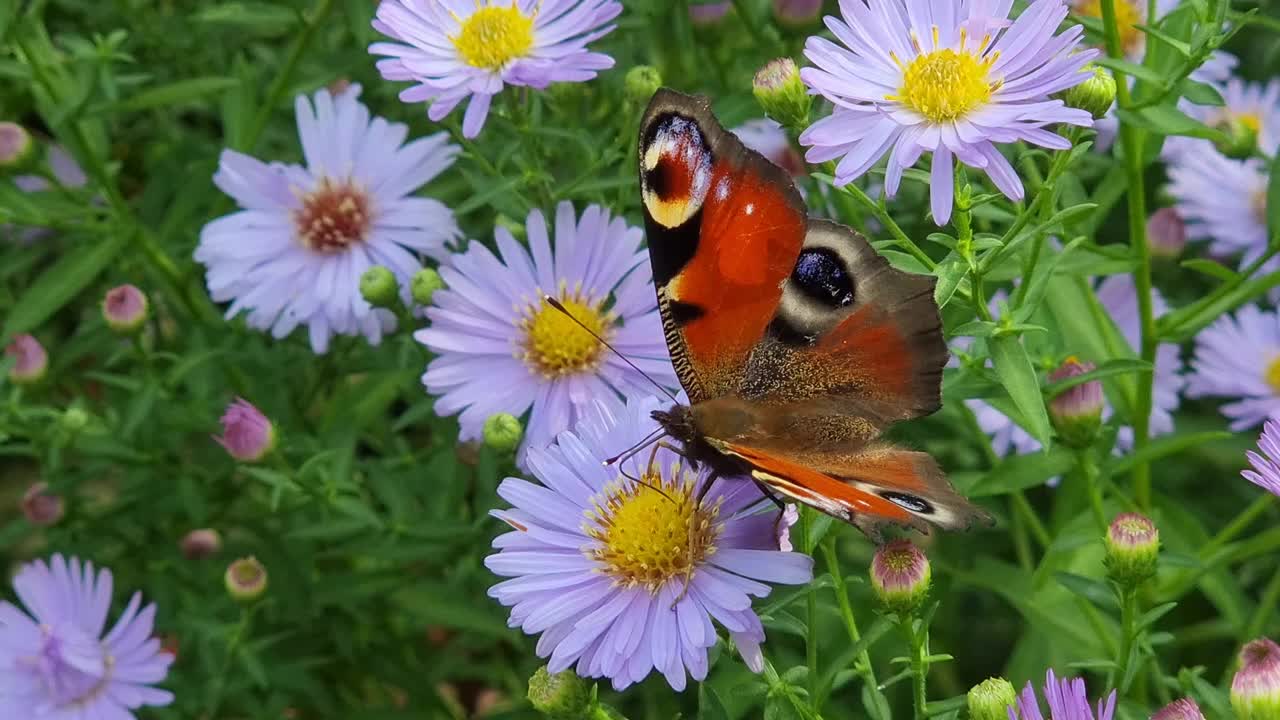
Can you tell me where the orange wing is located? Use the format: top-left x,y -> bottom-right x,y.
716,441 -> 994,537
638,89 -> 807,403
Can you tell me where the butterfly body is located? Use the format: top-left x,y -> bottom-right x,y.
638,89 -> 992,538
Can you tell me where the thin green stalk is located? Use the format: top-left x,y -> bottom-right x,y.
825,165 -> 936,270
206,606 -> 256,718
1111,586 -> 1140,692
900,617 -> 929,720
1079,450 -> 1108,533
241,0 -> 336,152
1100,0 -> 1155,509
800,510 -> 820,704
1241,558 -> 1280,641
821,539 -> 888,717
1162,495 -> 1276,598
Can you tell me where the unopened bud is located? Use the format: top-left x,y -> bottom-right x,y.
21,482 -> 64,526
214,398 -> 276,463
359,266 -> 399,309
1104,512 -> 1159,588
181,528 -> 223,560
772,0 -> 822,27
753,58 -> 811,132
870,539 -> 931,614
102,284 -> 149,334
1232,637 -> 1280,720
1153,698 -> 1207,720
688,1 -> 731,27
1215,114 -> 1261,159
1048,356 -> 1103,448
225,556 -> 268,602
60,407 -> 89,433
527,665 -> 593,720
625,66 -> 663,106
0,122 -> 34,172
483,413 -> 523,454
967,677 -> 1017,720
411,268 -> 445,306
1147,207 -> 1187,259
5,334 -> 47,385
1060,65 -> 1116,120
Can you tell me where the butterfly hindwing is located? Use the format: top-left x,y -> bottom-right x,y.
739,219 -> 949,430
638,89 -> 807,403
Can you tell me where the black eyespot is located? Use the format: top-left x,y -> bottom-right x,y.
881,492 -> 934,515
644,162 -> 674,199
791,248 -> 854,307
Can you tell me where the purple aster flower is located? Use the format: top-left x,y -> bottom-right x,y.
0,554 -> 174,717
1243,420 -> 1280,498
369,0 -> 621,139
1008,669 -> 1116,720
196,84 -> 460,354
1187,304 -> 1280,430
1167,145 -> 1268,273
799,0 -> 1097,224
485,394 -> 813,691
1165,77 -> 1280,162
416,201 -> 677,462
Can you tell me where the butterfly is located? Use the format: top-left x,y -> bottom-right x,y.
635,88 -> 993,539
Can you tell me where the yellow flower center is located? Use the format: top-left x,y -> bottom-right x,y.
585,466 -> 720,591
892,44 -> 998,123
1239,112 -> 1263,134
1266,355 -> 1280,393
452,5 -> 535,70
1076,0 -> 1144,54
293,178 -> 372,254
519,293 -> 610,378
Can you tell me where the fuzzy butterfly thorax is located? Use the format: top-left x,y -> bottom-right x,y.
638,88 -> 994,539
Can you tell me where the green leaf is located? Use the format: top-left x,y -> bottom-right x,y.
1268,148 -> 1280,243
1055,571 -> 1119,610
1116,103 -> 1226,141
988,334 -> 1051,447
933,255 -> 967,309
1176,78 -> 1225,107
1103,431 -> 1233,479
393,582 -> 511,638
700,685 -> 730,720
1181,258 -> 1239,282
1093,56 -> 1165,84
2,233 -> 127,342
1043,358 -> 1152,398
101,76 -> 239,113
1135,23 -> 1192,55
967,447 -> 1076,496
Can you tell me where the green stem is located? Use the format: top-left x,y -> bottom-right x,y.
825,166 -> 936,271
1100,0 -> 1155,510
1111,586 -> 1141,693
821,539 -> 888,717
241,0 -> 336,152
1079,450 -> 1108,533
900,616 -> 929,720
206,606 -> 255,718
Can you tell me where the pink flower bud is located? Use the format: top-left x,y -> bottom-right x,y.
1232,637 -> 1280,720
870,539 -> 931,614
102,284 -> 149,334
5,333 -> 47,384
689,1 -> 730,26
1152,698 -> 1206,720
1048,356 -> 1103,447
181,529 -> 223,560
772,0 -> 822,26
213,398 -> 275,463
1147,207 -> 1187,259
1104,512 -> 1159,587
21,482 -> 64,526
225,556 -> 268,602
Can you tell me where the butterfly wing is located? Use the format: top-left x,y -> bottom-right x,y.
638,89 -> 807,403
713,440 -> 993,536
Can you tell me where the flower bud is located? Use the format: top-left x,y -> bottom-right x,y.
60,407 -> 89,434
1232,637 -> 1280,720
181,528 -> 223,560
0,122 -> 35,172
753,58 -> 811,132
21,482 -> 64,527
1152,698 -> 1207,720
967,677 -> 1017,720
1147,207 -> 1186,259
772,0 -> 822,27
527,665 -> 593,720
214,398 -> 276,463
870,539 -> 931,614
411,267 -> 445,306
1215,114 -> 1261,160
359,266 -> 399,309
102,284 -> 149,334
688,1 -> 731,27
624,65 -> 663,106
1059,65 -> 1116,120
483,413 -> 523,454
1104,512 -> 1159,588
225,556 -> 268,602
1048,356 -> 1103,448
5,333 -> 47,385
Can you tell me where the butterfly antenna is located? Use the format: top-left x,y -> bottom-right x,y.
543,295 -> 680,404
603,426 -> 666,466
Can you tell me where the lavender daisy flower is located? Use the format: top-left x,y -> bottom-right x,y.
196,84 -> 460,353
1243,420 -> 1280,497
369,0 -> 622,139
417,201 -> 677,462
1168,146 -> 1270,276
1008,669 -> 1117,720
799,0 -> 1097,224
484,395 -> 813,691
1186,304 -> 1280,430
1165,77 -> 1280,162
0,554 -> 174,717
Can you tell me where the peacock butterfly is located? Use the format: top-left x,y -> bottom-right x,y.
636,88 -> 992,539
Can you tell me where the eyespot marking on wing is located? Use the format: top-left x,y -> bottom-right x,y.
642,114 -> 712,229
792,248 -> 855,308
